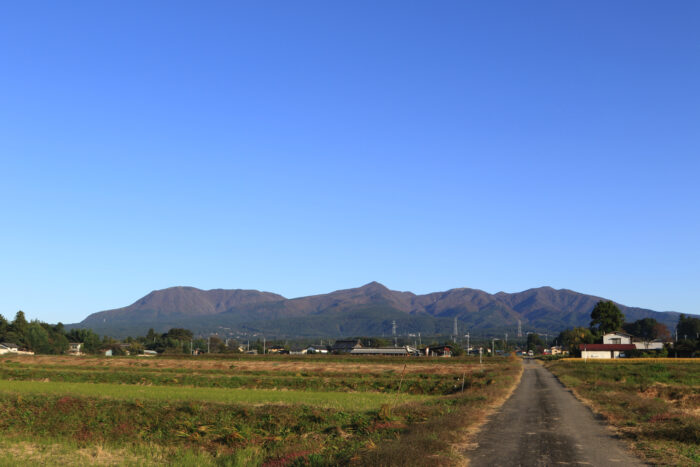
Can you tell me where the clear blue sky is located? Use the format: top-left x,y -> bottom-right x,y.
1,1 -> 698,324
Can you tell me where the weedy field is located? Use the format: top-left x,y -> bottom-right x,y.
546,359 -> 700,466
0,354 -> 520,466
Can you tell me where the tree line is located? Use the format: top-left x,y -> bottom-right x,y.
552,301 -> 700,357
0,312 -> 243,356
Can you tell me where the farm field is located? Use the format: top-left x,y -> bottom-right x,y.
0,354 -> 521,466
545,359 -> 700,466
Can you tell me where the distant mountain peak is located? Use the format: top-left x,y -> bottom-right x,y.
73,283 -> 683,339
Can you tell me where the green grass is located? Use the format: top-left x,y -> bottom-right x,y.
0,379 -> 425,410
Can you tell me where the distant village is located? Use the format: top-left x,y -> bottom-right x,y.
1,302 -> 698,359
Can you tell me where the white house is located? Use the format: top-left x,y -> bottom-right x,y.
67,342 -> 83,355
602,332 -> 633,345
580,343 -> 636,359
633,339 -> 666,351
603,332 -> 667,351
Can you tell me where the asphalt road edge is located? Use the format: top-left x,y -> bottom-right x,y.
540,360 -> 648,465
450,359 -> 525,466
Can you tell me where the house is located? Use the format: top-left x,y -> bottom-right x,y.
550,346 -> 568,356
580,343 -> 636,359
602,332 -> 633,345
350,346 -> 418,356
633,339 -> 666,351
266,345 -> 286,354
67,342 -> 83,355
330,339 -> 362,353
425,345 -> 454,357
0,343 -> 19,355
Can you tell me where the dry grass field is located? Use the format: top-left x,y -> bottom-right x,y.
0,354 -> 521,466
546,359 -> 700,466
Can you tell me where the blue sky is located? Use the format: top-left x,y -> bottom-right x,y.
1,1 -> 698,324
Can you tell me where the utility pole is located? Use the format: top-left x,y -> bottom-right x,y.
465,332 -> 470,356
263,336 -> 266,355
517,320 -> 522,337
392,320 -> 397,347
505,332 -> 508,350
418,332 -> 421,347
190,340 -> 193,355
207,336 -> 210,354
453,317 -> 458,344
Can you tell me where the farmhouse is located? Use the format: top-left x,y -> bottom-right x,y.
580,343 -> 636,359
67,342 -> 83,355
579,332 -> 636,359
330,339 -> 362,353
425,345 -> 454,357
0,342 -> 19,355
603,331 -> 633,345
633,339 -> 666,351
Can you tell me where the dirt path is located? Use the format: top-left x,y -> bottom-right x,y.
466,358 -> 644,466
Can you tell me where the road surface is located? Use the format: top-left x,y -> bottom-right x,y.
467,358 -> 644,466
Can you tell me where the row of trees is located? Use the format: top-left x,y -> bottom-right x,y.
0,312 -> 237,356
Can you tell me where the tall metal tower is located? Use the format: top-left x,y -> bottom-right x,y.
517,320 -> 522,337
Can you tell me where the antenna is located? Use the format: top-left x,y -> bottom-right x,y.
517,320 -> 522,337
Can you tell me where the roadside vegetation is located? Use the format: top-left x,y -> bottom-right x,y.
0,354 -> 520,466
546,359 -> 700,466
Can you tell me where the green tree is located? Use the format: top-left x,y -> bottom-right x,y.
0,314 -> 8,339
556,327 -> 595,355
11,310 -> 29,345
527,333 -> 543,352
623,318 -> 669,341
66,328 -> 103,354
589,301 -> 624,334
25,322 -> 51,353
676,314 -> 700,341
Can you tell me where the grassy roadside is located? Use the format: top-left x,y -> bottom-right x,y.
356,357 -> 522,466
545,360 -> 700,466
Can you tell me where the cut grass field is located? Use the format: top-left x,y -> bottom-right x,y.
545,359 -> 700,466
0,380 -> 425,410
0,354 -> 521,466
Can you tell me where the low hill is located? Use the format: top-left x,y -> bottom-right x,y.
70,282 -> 683,339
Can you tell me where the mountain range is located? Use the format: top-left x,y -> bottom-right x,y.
71,282 -> 683,339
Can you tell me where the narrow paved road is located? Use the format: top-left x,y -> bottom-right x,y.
467,359 -> 644,466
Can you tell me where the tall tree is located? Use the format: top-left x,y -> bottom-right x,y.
676,314 -> 700,341
590,301 -> 624,334
623,318 -> 669,341
526,333 -> 543,351
556,327 -> 595,355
